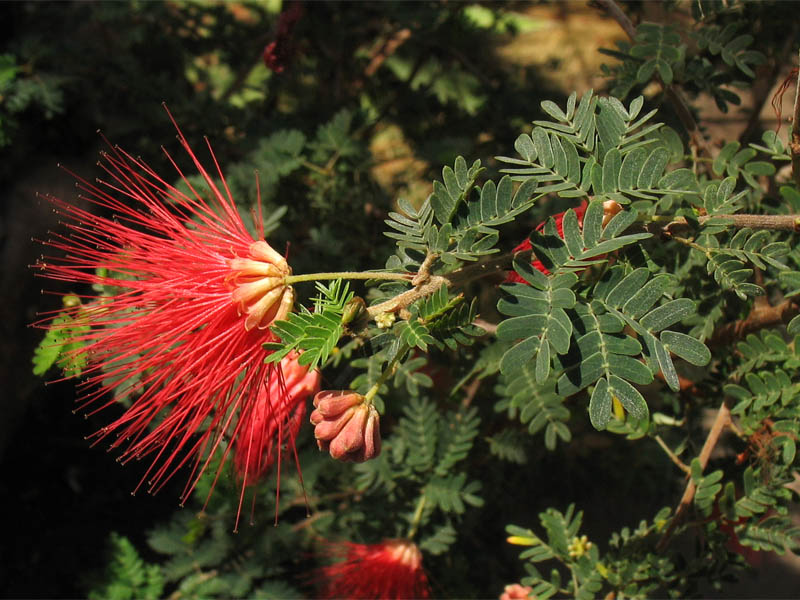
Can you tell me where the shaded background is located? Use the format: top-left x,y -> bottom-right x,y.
2,1 -> 800,597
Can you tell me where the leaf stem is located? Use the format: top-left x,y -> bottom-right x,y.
364,346 -> 406,404
406,495 -> 427,540
653,434 -> 690,474
284,271 -> 412,285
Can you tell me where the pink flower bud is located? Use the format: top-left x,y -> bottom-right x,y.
310,391 -> 382,463
329,404 -> 369,459
500,583 -> 533,600
313,390 -> 364,418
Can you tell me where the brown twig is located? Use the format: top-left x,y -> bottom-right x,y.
364,28 -> 412,77
656,401 -> 732,552
741,32 -> 797,142
367,274 -> 449,318
594,0 -> 714,158
651,213 -> 800,233
708,297 -> 800,347
791,49 -> 800,189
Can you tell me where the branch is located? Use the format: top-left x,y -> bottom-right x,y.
594,0 -> 635,38
791,49 -> 800,189
364,28 -> 412,77
656,401 -> 732,552
708,297 -> 800,347
366,275 -> 449,318
650,213 -> 800,233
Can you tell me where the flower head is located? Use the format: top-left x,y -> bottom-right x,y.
507,200 -> 621,281
310,391 -> 381,463
315,539 -> 431,599
507,202 -> 587,281
234,351 -> 320,483
35,111 -> 295,527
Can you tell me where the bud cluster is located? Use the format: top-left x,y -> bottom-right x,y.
310,391 -> 381,462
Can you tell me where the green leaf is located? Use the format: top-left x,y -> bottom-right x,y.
589,378 -> 612,430
419,523 -> 458,555
265,280 -> 352,368
660,331 -> 711,366
639,298 -> 695,332
608,375 -> 648,421
396,319 -> 435,352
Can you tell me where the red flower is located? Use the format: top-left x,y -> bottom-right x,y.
36,111 -> 295,528
315,539 -> 431,599
507,202 -> 588,281
263,1 -> 304,73
507,200 -> 622,281
234,351 -> 321,483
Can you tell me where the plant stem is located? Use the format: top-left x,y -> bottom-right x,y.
647,213 -> 800,232
791,49 -> 800,189
364,345 -> 406,404
366,275 -> 449,318
668,235 -> 708,254
656,401 -> 732,552
653,434 -> 690,474
284,271 -> 412,285
709,297 -> 800,347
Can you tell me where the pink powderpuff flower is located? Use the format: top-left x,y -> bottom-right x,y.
34,110 -> 296,528
315,539 -> 432,599
234,350 -> 321,483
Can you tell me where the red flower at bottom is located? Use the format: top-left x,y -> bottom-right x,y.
315,539 -> 431,599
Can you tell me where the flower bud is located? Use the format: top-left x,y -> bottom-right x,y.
500,583 -> 533,600
602,199 -> 622,226
311,391 -> 382,463
228,240 -> 294,331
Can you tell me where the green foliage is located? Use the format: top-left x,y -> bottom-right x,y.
691,459 -> 724,517
498,91 -> 694,208
265,280 -> 353,368
0,53 -> 66,147
89,533 -> 164,600
384,158 -> 537,266
495,203 -> 709,429
32,303 -> 89,377
600,19 -> 764,112
494,367 -> 571,450
23,3 -> 800,598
